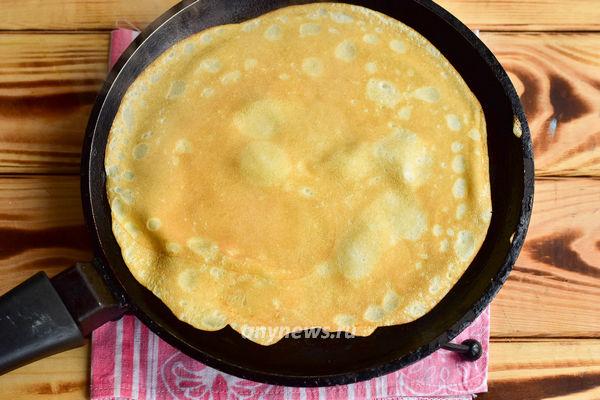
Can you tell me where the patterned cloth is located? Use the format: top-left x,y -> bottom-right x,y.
91,28 -> 490,400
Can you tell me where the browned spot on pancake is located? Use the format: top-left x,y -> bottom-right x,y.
482,372 -> 600,400
0,92 -> 96,117
0,226 -> 90,259
527,230 -> 600,279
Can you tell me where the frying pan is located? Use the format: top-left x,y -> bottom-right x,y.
0,0 -> 534,386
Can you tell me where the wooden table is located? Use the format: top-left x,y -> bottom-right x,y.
0,0 -> 598,398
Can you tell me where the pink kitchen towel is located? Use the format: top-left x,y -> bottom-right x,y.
91,29 -> 490,400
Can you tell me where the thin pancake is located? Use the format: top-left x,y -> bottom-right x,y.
106,3 -> 491,345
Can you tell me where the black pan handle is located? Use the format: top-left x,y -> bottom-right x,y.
0,261 -> 125,375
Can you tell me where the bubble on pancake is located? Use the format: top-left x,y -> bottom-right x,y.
468,128 -> 481,141
174,138 -> 192,154
307,7 -> 327,20
447,228 -> 455,236
264,24 -> 283,41
334,40 -> 357,62
239,141 -> 292,187
455,230 -> 475,261
481,209 -> 492,223
397,106 -> 412,120
413,86 -> 440,103
428,276 -> 441,294
141,131 -> 153,140
111,198 -> 125,219
376,128 -> 432,186
452,155 -> 466,173
446,114 -> 462,131
315,262 -> 332,276
366,79 -> 401,108
330,11 -> 353,23
405,301 -> 426,319
334,314 -> 356,328
202,87 -> 215,98
124,221 -> 140,238
166,242 -> 181,254
366,191 -> 427,243
210,267 -> 225,279
302,57 -> 324,77
456,203 -> 467,219
300,23 -> 321,36
199,310 -> 227,330
146,218 -> 161,231
167,80 -> 186,98
199,32 -> 213,44
439,239 -> 449,252
299,186 -> 315,197
132,143 -> 148,160
106,165 -> 119,178
432,224 -> 442,237
364,305 -> 385,322
383,290 -> 400,312
389,39 -> 406,54
200,58 -> 222,73
244,58 -> 258,71
365,62 -> 378,74
178,269 -> 199,291
453,178 -> 467,199
123,170 -> 135,181
241,19 -> 261,33
187,237 -> 219,262
328,143 -> 375,181
451,141 -> 464,153
362,33 -> 379,44
279,73 -> 290,80
336,228 -> 381,280
233,99 -> 284,139
220,70 -> 241,85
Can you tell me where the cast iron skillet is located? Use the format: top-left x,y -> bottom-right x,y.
0,0 -> 534,386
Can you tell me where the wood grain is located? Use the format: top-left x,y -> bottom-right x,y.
1,339 -> 599,399
1,0 -> 599,31
481,339 -> 600,400
0,176 -> 598,337
0,33 -> 108,174
0,32 -> 598,175
0,175 -> 91,294
491,177 -> 600,337
0,345 -> 88,399
482,33 -> 600,177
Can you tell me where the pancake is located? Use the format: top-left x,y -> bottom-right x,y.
105,3 -> 491,345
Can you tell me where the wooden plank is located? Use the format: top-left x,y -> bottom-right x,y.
1,340 -> 599,399
437,0 -> 600,31
0,345 -> 88,399
0,32 -> 598,175
481,33 -> 600,177
0,0 -> 599,31
0,33 -> 108,174
491,177 -> 600,337
0,176 -> 599,336
481,339 -> 600,400
0,176 -> 92,294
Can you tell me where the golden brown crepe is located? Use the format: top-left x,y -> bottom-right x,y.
105,3 -> 491,345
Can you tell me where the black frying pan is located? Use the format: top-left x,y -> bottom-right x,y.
0,0 -> 534,386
